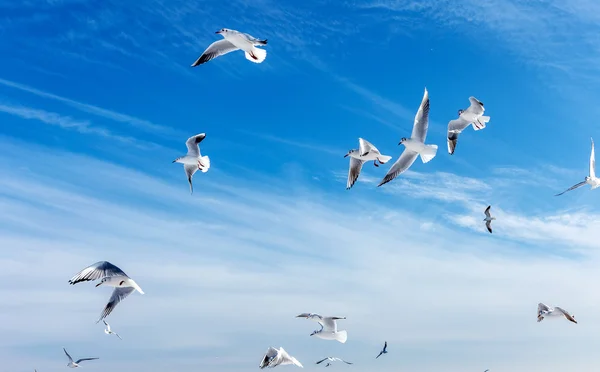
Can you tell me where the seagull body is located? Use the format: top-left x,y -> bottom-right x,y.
68,261 -> 144,323
556,138 -> 600,196
483,205 -> 495,234
537,303 -> 577,323
63,348 -> 98,368
296,313 -> 348,343
316,357 -> 352,366
447,96 -> 490,155
345,138 -> 392,189
192,28 -> 267,66
173,133 -> 211,194
103,320 -> 122,340
376,341 -> 388,358
379,88 -> 437,187
259,347 -> 303,369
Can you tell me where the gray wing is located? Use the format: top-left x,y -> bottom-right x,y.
484,206 -> 491,218
96,287 -> 135,323
485,220 -> 492,233
63,348 -> 74,363
378,150 -> 418,187
469,96 -> 484,108
185,133 -> 206,157
243,32 -> 267,45
410,88 -> 430,143
184,164 -> 198,194
69,261 -> 127,285
191,39 -> 239,66
538,303 -> 550,315
322,317 -> 337,332
590,137 -> 595,178
555,180 -> 586,196
259,347 -> 279,369
75,358 -> 99,364
358,137 -> 377,155
296,313 -> 321,319
347,157 -> 366,190
554,306 -> 571,316
447,117 -> 470,155
316,357 -> 329,365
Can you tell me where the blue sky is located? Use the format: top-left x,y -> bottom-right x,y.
2,0 -> 600,371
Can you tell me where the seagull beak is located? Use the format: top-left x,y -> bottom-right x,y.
215,30 -> 222,34
344,154 -> 349,158
95,282 -> 102,287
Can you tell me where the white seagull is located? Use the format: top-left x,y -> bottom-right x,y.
68,261 -> 145,323
296,313 -> 348,343
103,320 -> 123,340
259,347 -> 303,369
316,357 -> 353,367
63,348 -> 98,368
191,28 -> 267,66
447,96 -> 490,155
344,138 -> 392,189
483,205 -> 495,234
379,88 -> 437,187
556,137 -> 600,196
172,133 -> 211,194
376,341 -> 388,358
537,303 -> 577,324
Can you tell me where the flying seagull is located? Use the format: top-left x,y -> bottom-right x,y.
191,28 -> 267,66
315,357 -> 353,367
556,137 -> 600,196
376,341 -> 388,358
483,205 -> 495,233
259,347 -> 303,369
344,137 -> 392,189
68,261 -> 145,323
447,96 -> 490,155
63,348 -> 98,368
379,88 -> 438,187
296,313 -> 348,343
537,303 -> 577,324
172,133 -> 211,194
103,320 -> 123,340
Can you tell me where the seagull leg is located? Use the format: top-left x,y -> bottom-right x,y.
373,160 -> 379,167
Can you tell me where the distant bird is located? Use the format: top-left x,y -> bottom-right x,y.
103,320 -> 122,340
296,313 -> 348,343
379,88 -> 437,187
63,348 -> 98,368
191,28 -> 267,66
345,138 -> 392,189
556,137 -> 599,196
376,341 -> 388,358
484,370 -> 490,372
483,205 -> 495,233
68,261 -> 145,323
259,347 -> 303,369
537,303 -> 577,324
446,96 -> 490,155
316,357 -> 352,367
172,133 -> 211,194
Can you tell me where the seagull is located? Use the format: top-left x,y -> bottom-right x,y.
316,357 -> 352,367
103,320 -> 123,340
556,137 -> 600,196
344,138 -> 392,189
483,205 -> 495,233
379,88 -> 438,187
537,303 -> 577,324
296,313 -> 348,343
68,261 -> 145,323
63,348 -> 98,368
172,133 -> 211,194
447,96 -> 490,155
376,341 -> 388,358
191,28 -> 268,66
259,347 -> 303,369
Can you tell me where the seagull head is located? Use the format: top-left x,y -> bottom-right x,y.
216,28 -> 230,35
344,149 -> 355,158
95,277 -> 108,287
398,137 -> 407,145
310,329 -> 320,336
457,109 -> 464,116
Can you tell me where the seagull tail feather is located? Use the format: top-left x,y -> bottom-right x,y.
418,144 -> 438,164
334,330 -> 348,344
200,155 -> 211,173
377,155 -> 392,164
245,47 -> 267,63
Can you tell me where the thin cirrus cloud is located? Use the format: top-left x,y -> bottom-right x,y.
0,135 -> 599,371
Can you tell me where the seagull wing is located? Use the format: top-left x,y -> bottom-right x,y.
484,205 -> 491,218
410,88 -> 430,143
447,117 -> 470,155
590,137 -> 595,178
383,341 -> 387,352
316,357 -> 329,365
554,306 -> 576,320
75,358 -> 99,364
260,347 -> 279,369
103,320 -> 110,331
555,180 -> 587,196
376,351 -> 383,359
115,332 -> 123,340
538,303 -> 550,315
322,317 -> 338,332
358,137 -> 378,155
63,348 -> 74,363
185,133 -> 206,157
96,286 -> 135,323
469,96 -> 484,108
347,157 -> 366,190
191,39 -> 239,66
486,220 -> 492,233
378,150 -> 418,187
68,261 -> 128,285
184,164 -> 198,194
